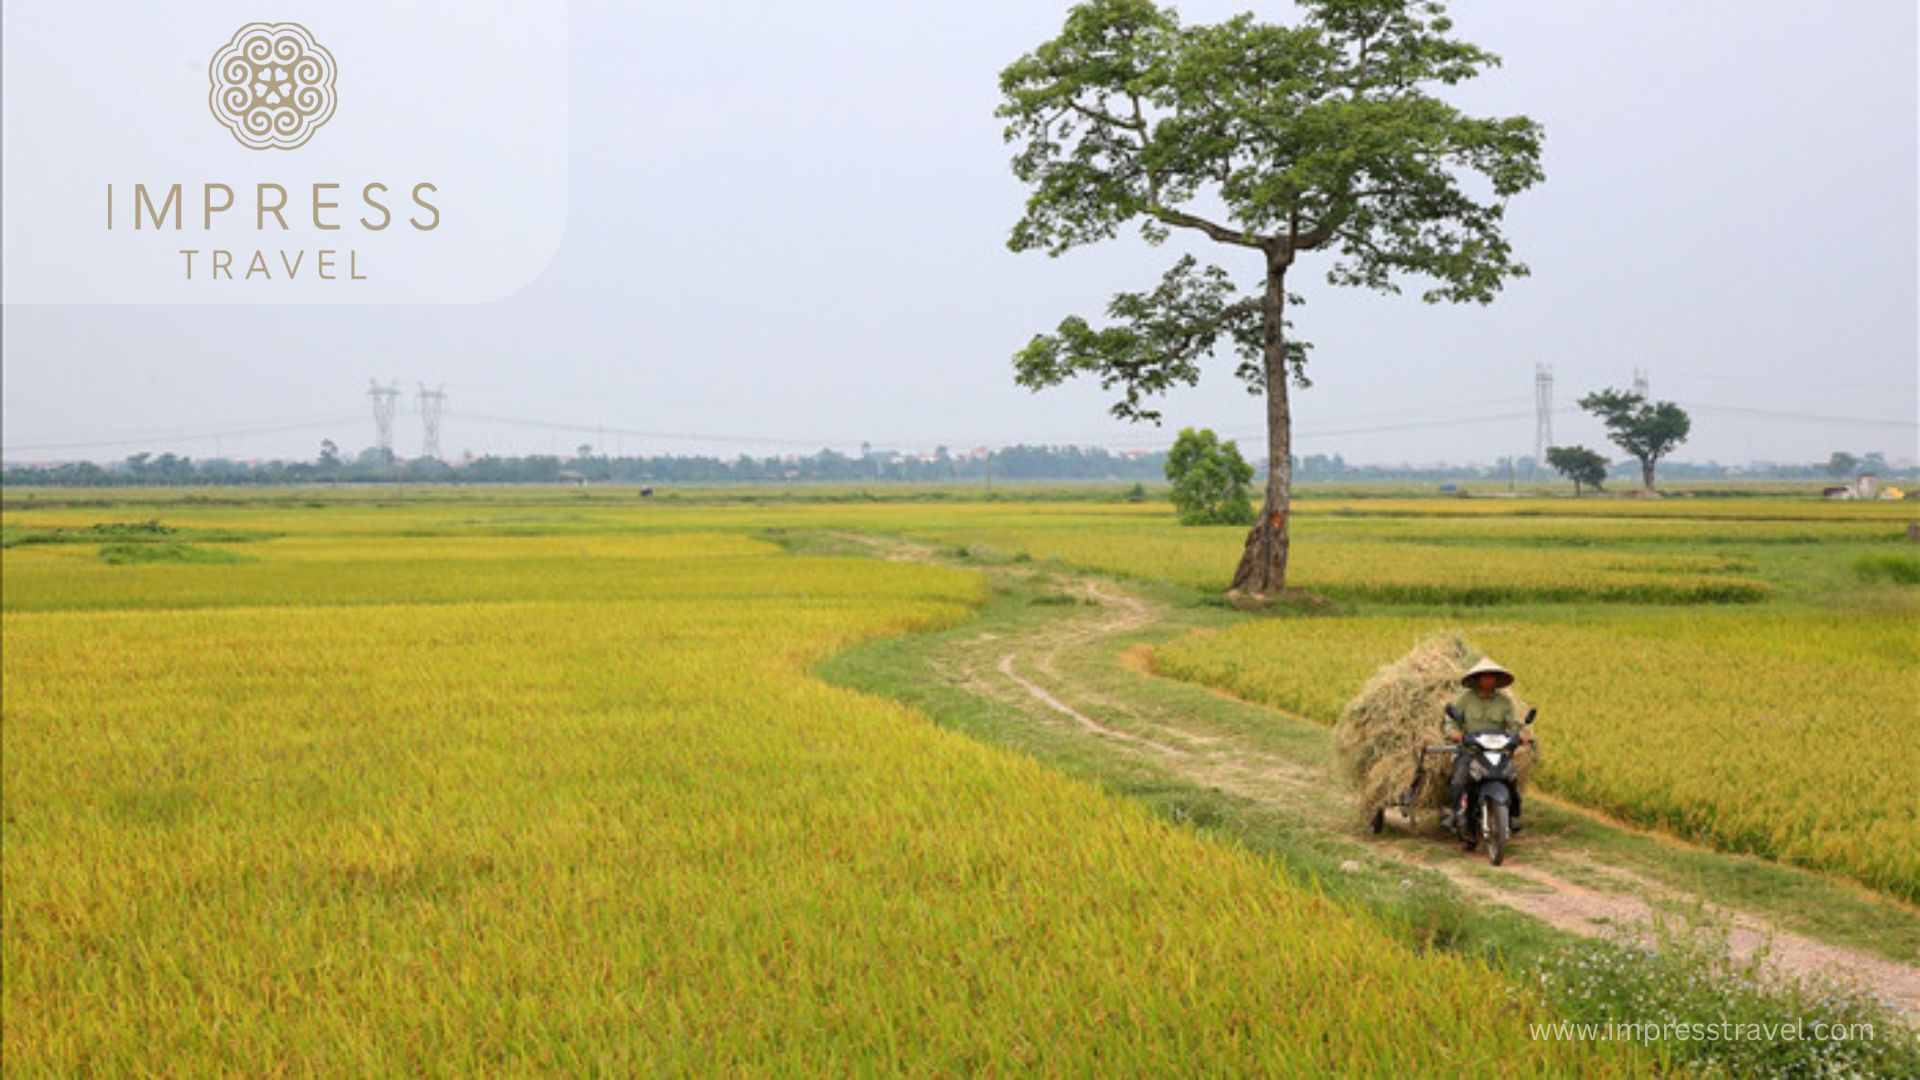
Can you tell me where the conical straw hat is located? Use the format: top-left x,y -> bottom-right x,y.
1460,657 -> 1514,688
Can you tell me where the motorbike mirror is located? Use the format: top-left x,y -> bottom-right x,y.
1523,709 -> 1537,725
1444,704 -> 1464,723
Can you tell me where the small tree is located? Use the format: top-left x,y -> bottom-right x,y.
1824,451 -> 1860,479
1165,428 -> 1256,525
999,0 -> 1544,593
1545,445 -> 1608,496
1578,389 -> 1690,494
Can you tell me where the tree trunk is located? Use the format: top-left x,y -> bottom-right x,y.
1230,254 -> 1292,595
1640,457 -> 1656,495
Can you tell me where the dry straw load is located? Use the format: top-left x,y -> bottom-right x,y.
1332,633 -> 1534,826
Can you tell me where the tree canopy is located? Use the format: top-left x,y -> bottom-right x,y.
1165,428 -> 1256,524
1545,445 -> 1609,496
1578,389 -> 1691,494
1000,0 -> 1543,591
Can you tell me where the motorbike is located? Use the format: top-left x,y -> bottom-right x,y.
1434,705 -> 1535,865
1369,706 -> 1537,866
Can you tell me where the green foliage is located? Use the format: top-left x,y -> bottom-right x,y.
1854,553 -> 1920,585
999,0 -> 1544,419
1164,428 -> 1256,525
1578,389 -> 1692,491
1529,924 -> 1920,1078
1012,256 -> 1270,422
3,519 -> 172,546
1,520 -> 275,548
1545,445 -> 1609,494
97,543 -> 256,566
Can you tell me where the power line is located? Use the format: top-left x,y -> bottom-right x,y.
1180,411 -> 1536,446
454,411 -> 848,449
459,401 -> 1912,454
1299,411 -> 1540,438
1661,372 -> 1915,391
7,395 -> 1911,461
1673,402 -> 1917,429
1109,398 -> 1915,451
2,414 -> 363,454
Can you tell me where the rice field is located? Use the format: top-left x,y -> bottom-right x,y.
1156,611 -> 1920,901
1289,496 -> 1918,522
4,483 -> 1913,1070
1,508 -> 1632,1075
903,526 -> 1773,604
873,491 -> 1917,900
1297,514 -> 1908,546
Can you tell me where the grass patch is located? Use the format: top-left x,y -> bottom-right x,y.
2,520 -> 277,548
1855,553 -> 1920,585
1027,591 -> 1085,606
1528,921 -> 1920,1078
97,542 -> 257,566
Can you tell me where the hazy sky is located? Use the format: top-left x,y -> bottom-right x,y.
3,0 -> 1915,466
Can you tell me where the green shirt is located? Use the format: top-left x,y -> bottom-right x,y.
1446,688 -> 1520,737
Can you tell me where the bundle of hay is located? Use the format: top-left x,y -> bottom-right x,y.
1332,633 -> 1535,827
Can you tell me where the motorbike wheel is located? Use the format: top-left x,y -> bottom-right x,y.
1485,802 -> 1510,867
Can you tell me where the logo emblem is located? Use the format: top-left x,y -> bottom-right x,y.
208,23 -> 337,150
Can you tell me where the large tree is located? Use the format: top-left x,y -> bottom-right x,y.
1000,0 -> 1543,593
1578,389 -> 1691,494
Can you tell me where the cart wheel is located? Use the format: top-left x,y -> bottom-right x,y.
1368,807 -> 1386,834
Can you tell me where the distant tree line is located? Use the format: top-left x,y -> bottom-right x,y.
1,444 -> 1170,487
1292,452 -> 1905,484
2,444 -> 1905,488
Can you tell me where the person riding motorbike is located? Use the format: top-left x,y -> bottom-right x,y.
1444,657 -> 1533,832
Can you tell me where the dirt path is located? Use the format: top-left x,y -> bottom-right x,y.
832,531 -> 1920,1023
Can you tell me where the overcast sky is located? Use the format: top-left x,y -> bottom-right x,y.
3,0 -> 1915,466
